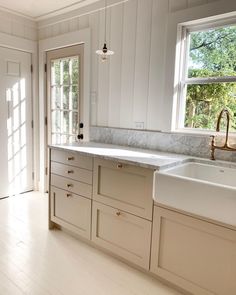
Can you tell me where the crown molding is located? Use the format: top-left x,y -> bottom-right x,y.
0,0 -> 101,22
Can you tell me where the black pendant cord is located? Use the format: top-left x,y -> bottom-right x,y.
104,0 -> 107,45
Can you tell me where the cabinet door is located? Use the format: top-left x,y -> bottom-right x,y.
93,158 -> 153,220
92,202 -> 152,270
50,186 -> 91,239
151,206 -> 236,295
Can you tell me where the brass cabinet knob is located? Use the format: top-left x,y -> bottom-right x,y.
67,184 -> 73,188
67,156 -> 74,161
117,163 -> 123,169
116,211 -> 121,217
66,193 -> 72,198
67,170 -> 74,174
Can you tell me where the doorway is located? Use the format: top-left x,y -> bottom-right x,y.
0,46 -> 33,198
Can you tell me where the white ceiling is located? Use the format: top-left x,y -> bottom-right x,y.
0,0 -> 100,20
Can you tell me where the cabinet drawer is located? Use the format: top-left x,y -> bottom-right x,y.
93,159 -> 153,220
151,206 -> 236,295
50,187 -> 91,239
51,161 -> 92,184
92,202 -> 152,270
51,149 -> 93,170
51,174 -> 92,199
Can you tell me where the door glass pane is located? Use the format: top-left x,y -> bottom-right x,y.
51,87 -> 61,109
72,112 -> 78,134
62,111 -> 69,133
50,54 -> 80,145
63,86 -> 69,109
72,86 -> 78,109
63,60 -> 70,85
51,60 -> 60,85
72,57 -> 79,84
51,110 -> 61,132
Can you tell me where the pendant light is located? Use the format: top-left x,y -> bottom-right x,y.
96,0 -> 114,62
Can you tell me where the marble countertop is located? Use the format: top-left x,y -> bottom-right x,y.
49,142 -> 236,170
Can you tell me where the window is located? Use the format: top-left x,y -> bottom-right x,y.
177,22 -> 236,131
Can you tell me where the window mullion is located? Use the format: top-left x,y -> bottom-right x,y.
185,76 -> 236,85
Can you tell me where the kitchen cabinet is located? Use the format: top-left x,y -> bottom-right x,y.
49,149 -> 93,239
93,158 -> 153,220
151,206 -> 236,295
92,201 -> 152,269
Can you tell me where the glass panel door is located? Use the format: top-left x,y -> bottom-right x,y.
47,45 -> 84,145
50,56 -> 79,144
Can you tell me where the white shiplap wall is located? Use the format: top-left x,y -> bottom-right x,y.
0,10 -> 37,41
37,0 -> 221,130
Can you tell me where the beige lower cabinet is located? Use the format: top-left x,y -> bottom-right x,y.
151,206 -> 236,295
92,201 -> 152,270
50,186 -> 91,239
93,158 -> 153,220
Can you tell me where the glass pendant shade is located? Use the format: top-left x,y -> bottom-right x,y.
96,43 -> 114,62
96,0 -> 114,61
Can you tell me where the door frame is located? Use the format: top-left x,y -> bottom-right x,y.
39,28 -> 91,193
0,32 -> 38,191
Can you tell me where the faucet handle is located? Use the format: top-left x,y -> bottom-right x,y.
210,135 -> 215,144
210,135 -> 216,160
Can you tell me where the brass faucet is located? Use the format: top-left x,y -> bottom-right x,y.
210,109 -> 236,160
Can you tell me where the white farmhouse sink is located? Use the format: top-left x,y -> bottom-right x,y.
154,162 -> 236,227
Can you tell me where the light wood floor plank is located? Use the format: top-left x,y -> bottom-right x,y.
0,192 -> 182,295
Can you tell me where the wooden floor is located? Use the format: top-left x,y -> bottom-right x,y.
0,191 -> 182,295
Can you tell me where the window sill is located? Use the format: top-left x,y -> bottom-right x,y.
173,128 -> 236,138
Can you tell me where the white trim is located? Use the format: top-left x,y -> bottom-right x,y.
38,28 -> 91,192
0,32 -> 39,191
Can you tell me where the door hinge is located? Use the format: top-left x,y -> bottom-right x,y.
45,167 -> 48,175
31,120 -> 34,129
45,117 -> 47,126
44,64 -> 47,73
31,64 -> 33,73
32,172 -> 34,180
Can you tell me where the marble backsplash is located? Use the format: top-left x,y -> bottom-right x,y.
90,126 -> 236,162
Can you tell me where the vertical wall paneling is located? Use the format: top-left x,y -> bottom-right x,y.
0,10 -> 37,41
12,21 -> 27,38
169,0 -> 188,12
90,12 -> 99,126
133,0 -> 153,128
51,24 -> 60,37
69,18 -> 79,32
187,0 -> 206,8
78,15 -> 90,30
147,0 -> 168,130
108,3 -> 124,127
0,14 -> 12,35
97,8 -> 111,126
60,21 -> 70,35
120,0 -> 137,128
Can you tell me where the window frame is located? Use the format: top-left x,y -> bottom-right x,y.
175,18 -> 236,133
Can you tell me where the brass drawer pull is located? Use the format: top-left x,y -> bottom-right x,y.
117,163 -> 123,169
67,156 -> 74,161
67,184 -> 73,188
66,193 -> 72,198
116,211 -> 121,217
67,170 -> 74,174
